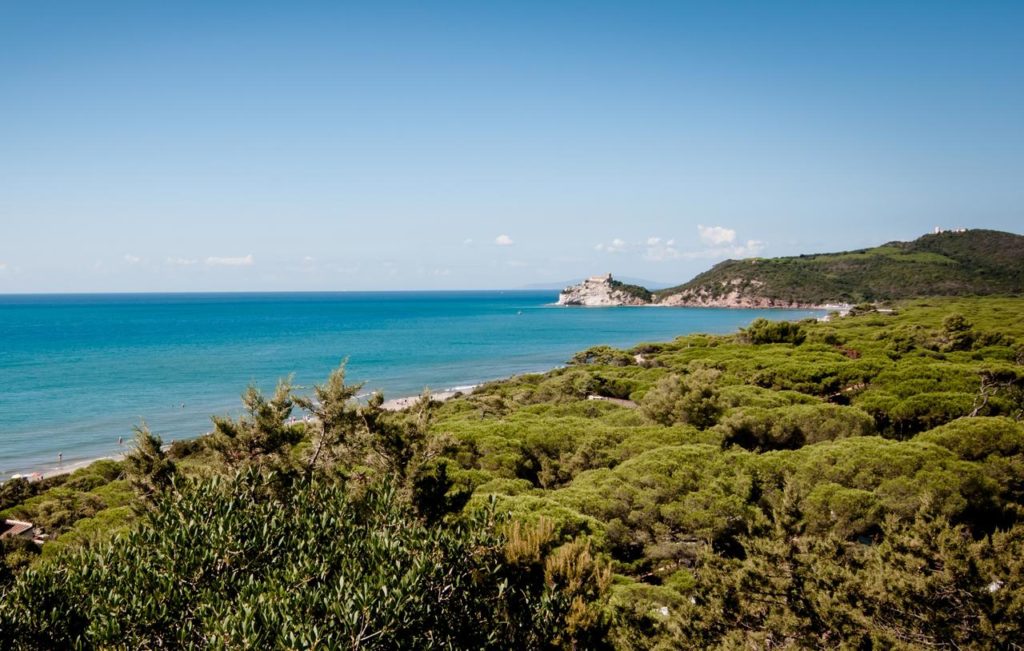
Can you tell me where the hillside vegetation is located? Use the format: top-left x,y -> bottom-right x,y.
2,297 -> 1024,648
655,229 -> 1024,306
607,278 -> 653,303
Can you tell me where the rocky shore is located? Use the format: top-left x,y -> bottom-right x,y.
557,274 -> 831,309
556,274 -> 652,307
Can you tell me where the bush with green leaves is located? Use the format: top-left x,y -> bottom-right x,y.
620,503 -> 1024,650
739,318 -> 807,345
0,470 -> 611,649
716,403 -> 875,451
569,345 -> 636,367
640,369 -> 724,429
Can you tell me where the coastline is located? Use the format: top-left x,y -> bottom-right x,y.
1,298 -> 825,483
552,301 -> 846,312
555,274 -> 853,311
9,453 -> 126,482
380,385 -> 478,412
3,386 -> 481,483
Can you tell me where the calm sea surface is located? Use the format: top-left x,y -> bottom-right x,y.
0,291 -> 823,477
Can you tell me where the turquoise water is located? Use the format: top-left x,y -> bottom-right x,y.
0,292 -> 823,477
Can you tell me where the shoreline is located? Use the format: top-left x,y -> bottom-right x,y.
379,385 -> 479,412
1,306 -> 825,483
8,453 -> 127,483
553,300 -> 845,312
3,385 -> 482,483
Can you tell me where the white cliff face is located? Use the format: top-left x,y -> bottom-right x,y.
557,274 -> 828,308
656,279 -> 818,308
656,289 -> 804,308
557,274 -> 650,306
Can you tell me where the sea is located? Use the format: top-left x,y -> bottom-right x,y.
0,291 -> 824,478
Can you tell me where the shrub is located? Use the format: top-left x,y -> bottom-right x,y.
739,319 -> 807,345
0,471 -> 611,649
640,370 -> 723,429
916,417 -> 1024,461
717,403 -> 875,451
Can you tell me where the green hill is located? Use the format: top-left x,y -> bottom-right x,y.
654,229 -> 1024,306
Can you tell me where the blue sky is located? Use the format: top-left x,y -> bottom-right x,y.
1,1 -> 1022,292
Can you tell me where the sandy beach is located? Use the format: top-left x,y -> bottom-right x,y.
380,386 -> 477,411
9,453 -> 126,482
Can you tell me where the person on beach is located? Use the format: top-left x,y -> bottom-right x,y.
57,452 -> 63,465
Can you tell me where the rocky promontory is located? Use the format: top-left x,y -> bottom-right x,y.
557,274 -> 816,308
557,274 -> 652,306
557,230 -> 1024,309
557,273 -> 821,308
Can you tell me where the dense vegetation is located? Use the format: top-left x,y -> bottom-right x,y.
607,278 -> 653,303
655,229 -> 1024,305
2,296 -> 1023,648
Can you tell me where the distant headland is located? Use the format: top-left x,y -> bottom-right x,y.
558,229 -> 1024,308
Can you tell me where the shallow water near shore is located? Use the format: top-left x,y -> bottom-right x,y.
0,291 -> 823,477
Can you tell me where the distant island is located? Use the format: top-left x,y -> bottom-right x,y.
559,229 -> 1024,308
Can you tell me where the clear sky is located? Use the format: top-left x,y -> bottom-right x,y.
2,1 -> 1022,292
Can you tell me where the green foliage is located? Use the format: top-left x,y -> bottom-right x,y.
0,537 -> 40,588
0,471 -> 611,649
570,345 -> 637,367
40,505 -> 136,557
608,279 -> 653,303
554,445 -> 758,563
717,402 -> 875,451
916,416 -> 1024,461
739,318 -> 807,345
292,361 -> 365,477
208,378 -> 304,475
717,384 -> 818,410
939,313 -> 976,351
639,370 -> 724,429
123,424 -> 176,501
0,478 -> 33,512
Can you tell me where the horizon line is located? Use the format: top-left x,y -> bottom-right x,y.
0,288 -> 566,297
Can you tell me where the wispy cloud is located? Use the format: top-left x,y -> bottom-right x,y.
644,237 -> 680,261
123,254 -> 141,264
594,226 -> 764,262
167,256 -> 198,266
594,238 -> 628,253
463,238 -> 474,246
495,234 -> 514,246
0,262 -> 8,272
687,225 -> 763,259
206,254 -> 254,267
731,239 -> 764,257
697,225 -> 736,246
596,236 -> 678,259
